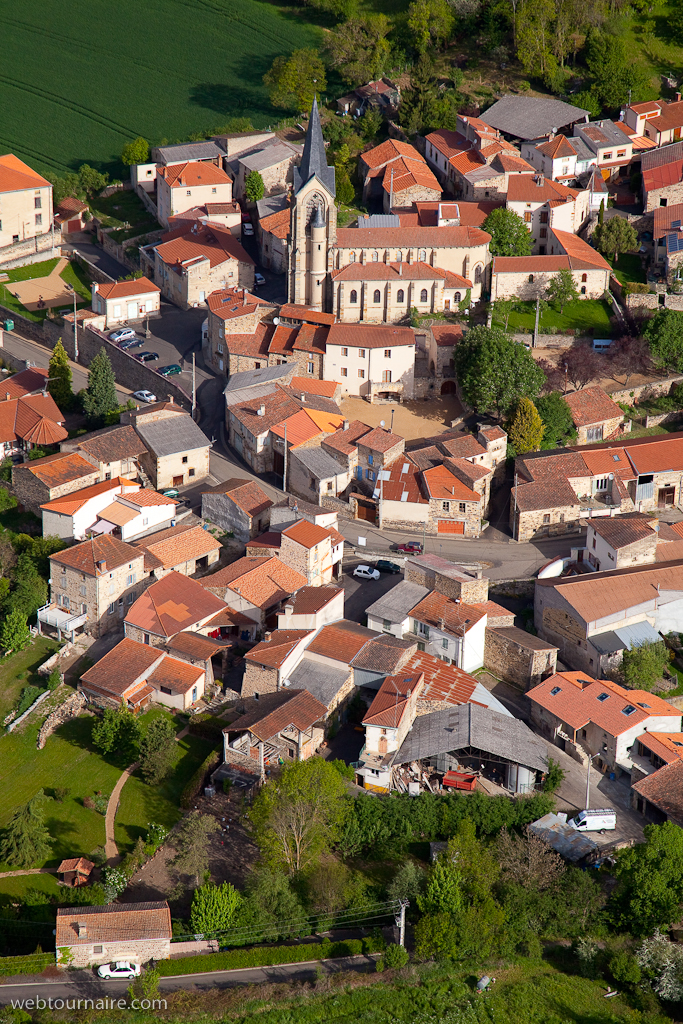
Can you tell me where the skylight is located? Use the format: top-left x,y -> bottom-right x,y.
637,702 -> 651,709
622,705 -> 637,716
596,693 -> 610,702
613,455 -> 620,462
674,741 -> 683,748
550,686 -> 562,696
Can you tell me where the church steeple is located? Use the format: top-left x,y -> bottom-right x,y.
294,97 -> 336,197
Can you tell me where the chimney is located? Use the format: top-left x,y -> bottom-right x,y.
284,603 -> 294,616
300,393 -> 306,402
4,393 -> 8,401
93,283 -> 99,294
169,396 -> 174,404
536,174 -> 544,186
243,290 -> 247,306
96,559 -> 107,572
257,403 -> 266,416
343,419 -> 349,430
677,92 -> 682,103
77,922 -> 87,937
264,631 -> 272,641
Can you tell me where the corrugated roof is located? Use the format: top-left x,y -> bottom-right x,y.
134,414 -> 210,458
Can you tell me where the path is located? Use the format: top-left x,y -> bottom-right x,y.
104,761 -> 139,863
0,867 -> 58,878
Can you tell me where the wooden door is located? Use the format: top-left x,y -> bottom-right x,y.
378,735 -> 388,754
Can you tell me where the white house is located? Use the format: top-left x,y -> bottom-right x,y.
276,584 -> 345,631
366,580 -> 431,638
91,279 -> 161,328
41,478 -> 141,541
88,489 -> 179,542
156,161 -> 234,229
520,135 -> 579,182
408,591 -> 489,673
323,323 -> 416,400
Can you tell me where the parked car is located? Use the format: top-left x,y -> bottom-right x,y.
109,327 -> 136,343
241,211 -> 251,223
161,488 -> 180,499
396,541 -> 423,554
119,336 -> 144,350
376,560 -> 400,574
133,389 -> 157,403
353,564 -> 380,581
254,272 -> 266,286
158,363 -> 182,377
242,223 -> 254,236
136,351 -> 159,362
97,962 -> 141,980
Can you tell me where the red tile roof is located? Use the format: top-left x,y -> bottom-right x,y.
357,426 -> 403,454
0,367 -> 49,399
206,286 -> 272,320
133,523 -> 221,569
50,534 -> 143,575
380,457 -> 427,504
326,324 -> 414,349
323,419 -> 372,456
306,620 -> 378,662
643,160 -> 683,194
226,689 -> 327,741
507,176 -> 579,203
96,277 -> 160,300
245,629 -> 313,667
363,671 -> 424,728
564,386 -> 624,427
41,477 -> 137,514
380,157 -> 441,195
289,377 -> 339,398
406,650 -> 478,705
361,139 -> 424,170
148,655 -> 204,694
202,556 -> 306,609
260,205 -> 290,239
421,464 -> 480,502
536,135 -> 578,159
203,478 -> 272,518
280,584 -> 342,615
56,902 -> 171,946
224,321 -> 275,358
282,519 -> 330,549
410,590 -> 487,635
0,153 -> 51,192
553,229 -> 612,271
278,304 -> 336,326
292,322 -> 329,355
125,571 -> 227,636
269,408 -> 328,448
412,200 -> 502,228
156,224 -> 254,270
336,225 -> 490,249
159,161 -> 231,188
331,260 -> 447,283
430,324 -> 463,348
631,759 -> 683,825
229,387 -> 302,434
15,451 -> 96,489
0,393 -> 66,446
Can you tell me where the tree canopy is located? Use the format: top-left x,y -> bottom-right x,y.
594,217 -> 638,264
546,268 -> 579,313
453,326 -> 545,418
535,391 -> 576,449
613,821 -> 683,935
82,347 -> 118,427
244,170 -> 265,203
326,15 -> 391,87
172,812 -> 220,885
190,881 -> 241,936
139,716 -> 176,785
121,138 -> 149,166
622,640 -> 669,693
0,791 -> 52,868
507,397 -> 545,454
644,309 -> 683,372
48,339 -> 73,412
483,208 -> 533,257
263,50 -> 326,113
407,0 -> 454,53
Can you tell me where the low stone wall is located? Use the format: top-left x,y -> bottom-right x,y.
170,940 -> 219,957
7,689 -> 51,733
626,292 -> 683,311
37,691 -> 86,749
645,410 -> 683,428
135,185 -> 160,220
489,578 -> 536,599
607,375 -> 683,404
320,494 -> 354,520
72,249 -> 114,284
0,230 -> 63,269
98,182 -> 132,199
512,333 -> 595,348
37,643 -> 74,677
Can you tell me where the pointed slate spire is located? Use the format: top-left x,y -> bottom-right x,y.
294,96 -> 336,197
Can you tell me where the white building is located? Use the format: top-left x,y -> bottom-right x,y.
88,489 -> 179,542
0,154 -> 53,254
41,479 -> 141,541
323,323 -> 416,400
408,591 -> 489,674
156,161 -> 234,229
91,278 -> 160,328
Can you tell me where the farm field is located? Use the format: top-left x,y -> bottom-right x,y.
0,0 -> 323,177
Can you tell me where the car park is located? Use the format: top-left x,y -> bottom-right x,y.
133,390 -> 157,403
136,351 -> 159,362
353,564 -> 380,581
109,327 -> 136,343
158,363 -> 182,376
397,541 -> 423,554
97,962 -> 141,980
242,223 -> 254,236
254,272 -> 266,286
376,560 -> 400,574
119,336 -> 144,350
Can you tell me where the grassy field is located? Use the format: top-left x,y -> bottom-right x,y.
0,637 -> 59,723
608,254 -> 647,286
0,0 -> 324,177
493,298 -> 614,336
0,257 -> 92,323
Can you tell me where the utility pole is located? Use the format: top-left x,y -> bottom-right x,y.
192,352 -> 196,418
533,295 -> 541,349
563,361 -> 568,396
283,420 -> 288,493
585,754 -> 592,811
390,407 -> 395,433
394,900 -> 408,947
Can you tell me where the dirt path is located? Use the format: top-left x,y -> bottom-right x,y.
0,868 -> 58,878
104,761 -> 140,864
11,258 -> 74,311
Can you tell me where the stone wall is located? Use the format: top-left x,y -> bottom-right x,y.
404,561 -> 489,602
58,937 -> 170,969
72,250 -> 114,285
242,662 -> 278,698
484,627 -> 557,692
575,413 -> 624,445
607,375 -> 683,404
511,333 -> 594,348
645,410 -> 683,428
37,691 -> 86,749
101,228 -> 164,271
0,231 -> 62,269
319,495 -> 354,521
7,689 -> 51,733
13,461 -> 100,515
625,292 -> 683,311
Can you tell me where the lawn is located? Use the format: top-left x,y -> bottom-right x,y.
608,253 -> 647,286
0,699 -> 215,881
0,637 -> 59,724
0,257 -> 92,323
89,190 -> 160,243
493,298 -> 614,336
0,0 -> 324,178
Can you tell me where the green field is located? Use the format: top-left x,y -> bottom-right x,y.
0,0 -> 324,177
493,299 -> 614,336
0,257 -> 92,322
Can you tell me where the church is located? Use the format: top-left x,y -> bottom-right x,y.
287,99 -> 493,323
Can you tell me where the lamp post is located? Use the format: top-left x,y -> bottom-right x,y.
66,283 -> 78,361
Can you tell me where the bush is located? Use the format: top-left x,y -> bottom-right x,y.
53,787 -> 69,803
0,952 -> 54,977
157,935 -> 384,976
46,667 -> 61,691
376,943 -> 409,971
15,685 -> 46,718
179,750 -> 221,809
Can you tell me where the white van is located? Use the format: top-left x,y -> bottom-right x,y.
567,808 -> 616,833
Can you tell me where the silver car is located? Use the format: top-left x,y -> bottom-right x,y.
109,327 -> 136,342
353,564 -> 380,581
97,961 -> 141,980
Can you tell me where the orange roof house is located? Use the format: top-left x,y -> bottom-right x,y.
202,556 -> 306,618
125,571 -> 228,642
56,902 -> 172,967
0,392 -> 67,450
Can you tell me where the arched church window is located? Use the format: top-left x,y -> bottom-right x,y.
305,193 -> 325,233
474,264 -> 483,284
419,250 -> 427,262
454,292 -> 461,303
349,251 -> 356,263
420,289 -> 428,302
350,290 -> 358,303
396,251 -> 403,262
373,290 -> 381,303
397,289 -> 405,303
372,251 -> 379,262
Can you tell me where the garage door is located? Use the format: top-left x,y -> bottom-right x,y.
438,520 -> 464,534
356,500 -> 376,522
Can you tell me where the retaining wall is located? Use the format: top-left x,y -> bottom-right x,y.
607,375 -> 683,404
645,410 -> 683,428
512,333 -> 595,348
625,292 -> 683,311
72,250 -> 114,284
0,231 -> 63,269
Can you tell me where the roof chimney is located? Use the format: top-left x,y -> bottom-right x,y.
169,396 -> 174,404
77,922 -> 88,937
243,290 -> 247,306
343,419 -> 349,430
257,403 -> 266,416
4,393 -> 8,401
300,393 -> 306,402
264,631 -> 271,641
284,603 -> 294,616
677,92 -> 682,103
96,559 -> 107,572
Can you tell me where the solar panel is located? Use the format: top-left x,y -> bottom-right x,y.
668,233 -> 683,252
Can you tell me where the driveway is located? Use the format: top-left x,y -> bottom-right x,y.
340,564 -> 404,624
61,240 -> 129,281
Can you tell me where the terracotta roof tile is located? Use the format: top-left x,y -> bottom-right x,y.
380,157 -> 440,195
226,689 -> 327,741
289,377 -> 339,398
350,634 -> 416,672
80,638 -> 163,698
96,501 -> 139,527
323,419 -> 372,456
260,205 -> 290,239
410,591 -> 486,636
361,139 -> 424,170
155,224 -> 254,270
55,902 -> 171,946
202,479 -> 272,518
15,451 -> 96,489
406,650 -> 478,705
202,556 -> 306,609
280,584 -> 341,615
357,426 -> 403,453
125,571 -> 227,637
206,286 -> 272,320
438,434 -> 486,459
74,424 -> 148,463
159,161 -> 231,188
40,477 -> 138,515
637,731 -> 683,763
245,629 -> 313,667
0,153 -> 51,192
336,225 -> 490,249
148,655 -> 204,694
564,386 -> 624,427
133,523 -> 221,569
306,620 -> 378,662
95,277 -> 160,300
0,367 -> 48,399
282,519 -> 330,549
229,387 -> 302,433
363,671 -> 424,728
167,631 -> 232,659
421,464 -> 480,502
631,759 -> 683,825
536,560 -> 683,622
379,457 -> 427,504
50,534 -> 143,575
278,304 -> 336,326
588,513 -> 656,549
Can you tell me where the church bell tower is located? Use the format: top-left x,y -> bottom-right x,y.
288,97 -> 337,310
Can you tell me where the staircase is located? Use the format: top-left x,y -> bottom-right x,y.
134,460 -> 154,490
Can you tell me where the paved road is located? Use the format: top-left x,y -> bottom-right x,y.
61,241 -> 130,281
341,566 -> 404,623
0,955 -> 377,1005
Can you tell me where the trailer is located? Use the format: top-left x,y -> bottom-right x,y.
442,770 -> 478,791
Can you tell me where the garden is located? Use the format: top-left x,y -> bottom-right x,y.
0,257 -> 92,323
89,190 -> 160,244
492,298 -> 614,337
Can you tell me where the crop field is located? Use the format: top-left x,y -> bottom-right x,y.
0,0 -> 322,178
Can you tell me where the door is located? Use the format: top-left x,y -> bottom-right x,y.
172,475 -> 183,487
438,520 -> 465,534
67,218 -> 80,232
378,735 -> 388,754
356,499 -> 376,522
127,301 -> 137,319
273,450 -> 284,477
658,487 -> 675,508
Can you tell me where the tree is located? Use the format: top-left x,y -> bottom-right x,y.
190,881 -> 241,935
263,49 -> 326,113
507,397 -> 545,454
494,826 -> 565,891
482,208 -> 532,257
537,358 -> 566,394
139,716 -> 176,785
244,170 -> 265,203
5,553 -> 47,620
398,55 -> 441,136
417,856 -> 464,915
536,391 -> 576,449
0,609 -> 31,655
407,0 -> 454,53
326,15 -> 391,87
542,757 -> 566,793
172,812 -> 220,885
493,297 -> 522,330
622,640 -> 669,692
47,339 -> 73,412
336,168 -> 355,206
516,0 -> 555,77
609,334 -> 651,385
636,932 -> 683,1001
546,268 -> 579,313
454,325 -> 545,418
249,757 -> 350,874
614,821 -> 683,934
595,216 -> 638,264
77,165 -> 109,198
585,31 -> 645,109
376,943 -> 409,971
563,342 -> 604,390
82,347 -> 118,427
387,860 -> 425,904
92,703 -> 141,761
0,791 -> 52,868
121,138 -> 150,166
644,309 -> 683,372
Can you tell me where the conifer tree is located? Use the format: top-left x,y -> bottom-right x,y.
0,791 -> 52,868
47,339 -> 73,412
82,347 -> 118,427
508,397 -> 545,454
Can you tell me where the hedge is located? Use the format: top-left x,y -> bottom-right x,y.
179,750 -> 221,809
0,952 -> 55,976
158,937 -> 383,976
188,713 -> 228,741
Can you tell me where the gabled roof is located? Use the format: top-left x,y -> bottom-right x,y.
326,324 -> 414,349
50,534 -> 143,575
587,512 -> 656,550
225,689 -> 327,741
125,571 -> 227,637
361,138 -> 424,170
638,731 -> 683,764
155,224 -> 254,269
72,424 -> 148,463
133,523 -> 221,569
323,419 -> 372,456
133,414 -> 210,458
363,671 -> 424,728
289,377 -> 339,398
631,759 -> 683,826
405,649 -> 478,705
536,135 -> 578,159
15,450 -> 96,489
350,634 -> 416,673
356,426 -> 403,453
335,225 -> 490,249
280,584 -> 342,616
159,161 -> 231,188
41,477 -> 137,515
0,366 -> 49,399
95,277 -> 160,300
507,175 -> 580,203
202,556 -> 306,609
202,478 -> 272,518
409,590 -> 487,636
536,560 -> 683,623
421,464 -> 480,502
552,229 -> 612,270
0,153 -> 51,192
80,637 -> 163,698
282,519 -> 330,549
207,286 -> 272,321
479,96 -> 590,140
245,629 -> 313,668
381,157 -> 440,195
564,385 -> 623,427
0,393 -> 67,447
55,902 -> 171,947
306,620 -> 378,663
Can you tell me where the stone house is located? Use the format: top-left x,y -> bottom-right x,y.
201,556 -> 307,636
234,139 -> 301,201
631,758 -> 683,827
355,426 -> 405,484
427,323 -> 461,381
124,571 -> 228,648
320,419 -> 372,484
79,636 -> 206,712
60,425 -> 148,482
90,278 -> 161,328
408,590 -> 511,673
506,175 -> 589,255
358,139 -> 441,209
133,522 -> 222,576
224,689 -> 327,767
131,407 -> 211,489
572,119 -> 634,182
258,204 -> 289,273
12,452 -> 100,515
280,519 -> 343,585
40,477 -> 141,541
420,463 -> 483,537
424,121 -> 533,198
241,629 -> 315,698
583,513 -> 659,571
527,670 -> 681,773
404,553 -> 489,602
483,626 -> 558,691
366,580 -> 430,638
201,478 -> 273,544
324,324 -> 415,400
55,902 -> 172,969
564,386 -> 624,444
490,228 -> 611,300
289,446 -> 350,503
205,286 -> 277,375
641,142 -> 683,212
0,154 -> 53,255
520,134 -> 580,182
142,223 -> 254,308
359,672 -> 425,790
156,161 -> 234,229
38,535 -> 151,640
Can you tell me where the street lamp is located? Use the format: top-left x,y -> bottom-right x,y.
65,283 -> 78,362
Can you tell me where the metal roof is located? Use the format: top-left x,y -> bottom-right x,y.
394,702 -> 548,770
134,415 -> 211,458
224,365 -> 290,393
290,446 -> 343,480
357,215 -> 401,229
256,193 -> 289,219
366,580 -> 430,622
528,813 -> 598,862
286,656 -> 350,708
155,141 -> 225,164
615,621 -> 663,650
480,96 -> 590,140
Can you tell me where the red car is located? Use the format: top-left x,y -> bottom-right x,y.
397,541 -> 423,554
241,211 -> 251,223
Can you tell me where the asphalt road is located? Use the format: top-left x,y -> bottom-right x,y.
341,566 -> 404,623
61,240 -> 130,281
0,955 -> 377,1005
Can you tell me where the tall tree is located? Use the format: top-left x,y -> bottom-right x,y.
515,0 -> 555,77
644,309 -> 683,372
139,716 -> 176,785
454,326 -> 545,418
244,170 -> 265,203
622,640 -> 669,692
0,791 -> 52,868
494,297 -> 523,330
121,138 -> 150,166
327,15 -> 391,86
563,342 -> 604,389
0,609 -> 31,654
82,347 -> 118,427
482,208 -> 532,257
190,881 -> 241,935
263,50 -> 326,113
614,821 -> 683,934
407,0 -> 454,53
92,702 -> 141,761
536,391 -> 576,449
508,397 -> 545,454
249,758 -> 350,874
172,812 -> 220,886
595,217 -> 638,263
494,826 -> 564,891
5,552 -> 47,620
47,339 -> 73,412
398,55 -> 440,136
585,31 -> 643,109
546,268 -> 579,313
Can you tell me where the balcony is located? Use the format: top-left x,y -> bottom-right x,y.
37,603 -> 88,640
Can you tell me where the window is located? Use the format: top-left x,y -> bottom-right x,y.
372,251 -> 378,262
212,187 -> 217,194
367,470 -> 375,481
382,619 -> 391,630
81,603 -> 87,614
349,251 -> 356,263
524,211 -> 532,223
381,369 -> 391,382
622,704 -> 637,716
35,214 -> 42,226
109,602 -> 116,615
307,361 -> 314,373
540,228 -> 547,238
34,197 -> 42,209
93,946 -> 103,955
79,584 -> 87,597
661,198 -> 668,207
543,514 -> 550,524
341,367 -> 348,377
142,517 -> 148,526
419,249 -> 426,261
474,264 -> 483,284
581,286 -> 586,294
540,211 -> 548,223
588,427 -> 604,443
581,273 -> 588,282
528,274 -> 534,283
420,289 -> 428,302
454,291 -> 461,303
189,468 -> 195,477
358,348 -> 366,357
217,343 -> 224,354
368,455 -> 374,466
442,501 -> 450,512
373,289 -> 381,304
550,686 -> 562,695
358,369 -> 365,378
442,638 -> 448,649
596,692 -> 610,702
603,152 -> 612,161
182,455 -> 188,464
396,251 -> 402,262
160,686 -> 172,695
127,573 -> 136,586
186,189 -> 191,195
594,475 -> 608,489
350,290 -> 358,303
397,289 -> 404,302
61,596 -> 70,609
459,502 -> 466,513
341,347 -> 348,356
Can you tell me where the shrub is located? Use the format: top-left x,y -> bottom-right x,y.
157,935 -> 384,976
46,667 -> 61,690
15,685 -> 46,718
376,943 -> 409,971
180,751 -> 221,809
53,787 -> 69,803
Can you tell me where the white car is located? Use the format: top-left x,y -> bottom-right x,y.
133,390 -> 157,404
242,223 -> 254,236
254,272 -> 266,286
97,961 -> 141,980
109,327 -> 136,343
353,564 -> 380,581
